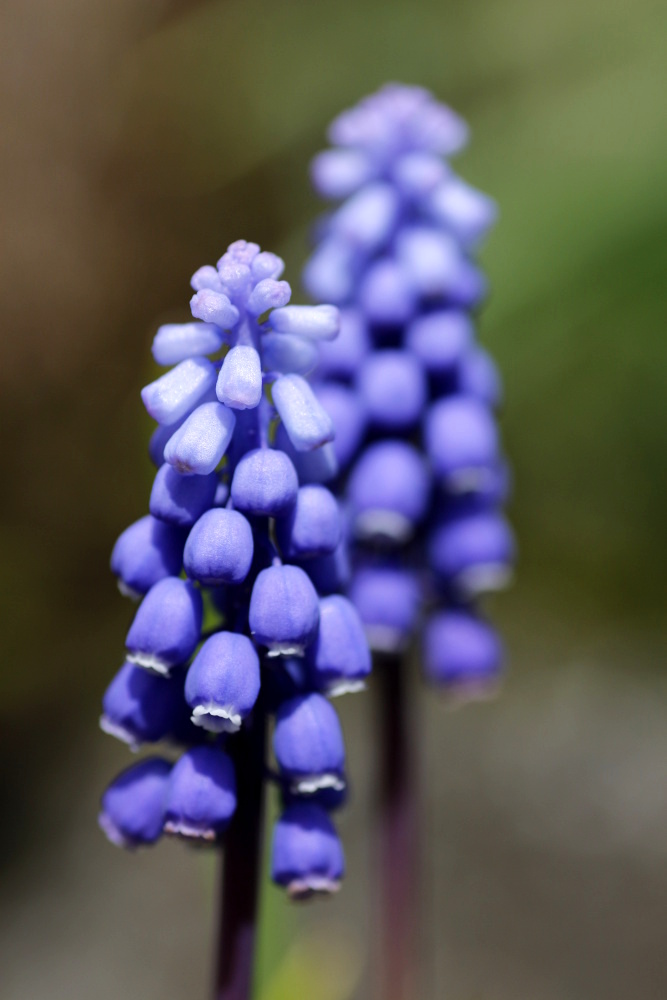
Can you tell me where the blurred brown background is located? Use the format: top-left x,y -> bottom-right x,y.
1,0 -> 666,997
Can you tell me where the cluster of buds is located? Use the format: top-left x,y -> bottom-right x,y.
99,240 -> 371,898
303,84 -> 515,700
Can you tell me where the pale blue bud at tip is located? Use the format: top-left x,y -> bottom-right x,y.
216,345 -> 262,410
251,251 -> 285,282
331,182 -> 399,252
191,265 -> 224,293
246,279 -> 291,317
100,661 -> 187,749
164,401 -> 236,475
269,305 -> 340,342
149,464 -> 219,528
190,289 -> 240,330
272,374 -> 335,452
310,148 -> 375,199
275,484 -> 341,559
111,514 -> 185,598
230,447 -> 298,517
423,609 -> 503,701
185,632 -> 260,733
219,240 -> 260,267
271,803 -> 344,898
183,508 -> 254,586
152,322 -> 225,367
163,746 -> 236,841
217,262 -> 252,297
249,564 -> 320,655
125,577 -> 203,675
273,693 -> 346,794
141,358 -> 217,426
307,595 -> 371,697
100,758 -> 172,849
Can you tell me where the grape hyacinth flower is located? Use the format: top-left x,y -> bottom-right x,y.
305,85 -> 514,1000
305,83 -> 513,698
99,240 -> 372,1000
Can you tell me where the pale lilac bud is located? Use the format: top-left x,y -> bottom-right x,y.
216,345 -> 263,410
164,401 -> 236,475
190,289 -> 239,329
152,322 -> 224,366
269,304 -> 340,341
272,374 -> 335,452
246,279 -> 291,317
141,358 -> 217,426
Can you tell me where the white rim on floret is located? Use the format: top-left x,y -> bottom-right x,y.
457,564 -> 512,596
446,467 -> 495,494
354,510 -> 414,544
291,773 -> 345,794
116,580 -> 142,601
164,820 -> 217,841
265,642 -> 307,658
287,876 -> 341,899
364,624 -> 410,654
190,703 -> 242,733
327,678 -> 366,698
125,650 -> 172,676
99,714 -> 141,752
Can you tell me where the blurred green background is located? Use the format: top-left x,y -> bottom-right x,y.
1,0 -> 666,997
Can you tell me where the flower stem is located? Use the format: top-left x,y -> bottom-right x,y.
214,692 -> 267,1000
376,651 -> 418,1000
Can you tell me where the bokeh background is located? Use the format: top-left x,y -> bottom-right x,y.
1,0 -> 666,997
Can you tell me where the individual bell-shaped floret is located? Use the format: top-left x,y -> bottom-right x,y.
100,661 -> 187,749
307,595 -> 371,697
275,485 -> 341,559
185,632 -> 260,733
358,258 -> 417,327
230,447 -> 298,517
163,746 -> 237,841
424,396 -> 499,493
423,608 -> 503,701
271,803 -> 345,899
164,401 -> 236,476
249,564 -> 320,655
310,147 -> 375,199
99,758 -> 172,849
394,227 -> 464,300
216,345 -> 263,410
356,349 -> 427,431
110,515 -> 185,599
183,508 -> 254,586
348,441 -> 430,543
151,322 -> 225,366
269,304 -> 339,341
428,511 -> 515,596
141,358 -> 218,426
272,374 -> 335,452
349,565 -> 421,652
313,383 -> 367,470
391,150 -> 448,198
330,182 -> 400,253
149,464 -> 219,528
125,577 -> 203,675
273,692 -> 346,794
405,310 -> 473,377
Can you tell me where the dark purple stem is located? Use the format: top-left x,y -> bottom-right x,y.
376,651 -> 418,1000
214,692 -> 267,1000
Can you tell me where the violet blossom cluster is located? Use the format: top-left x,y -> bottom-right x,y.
99,240 -> 371,898
303,85 -> 515,699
